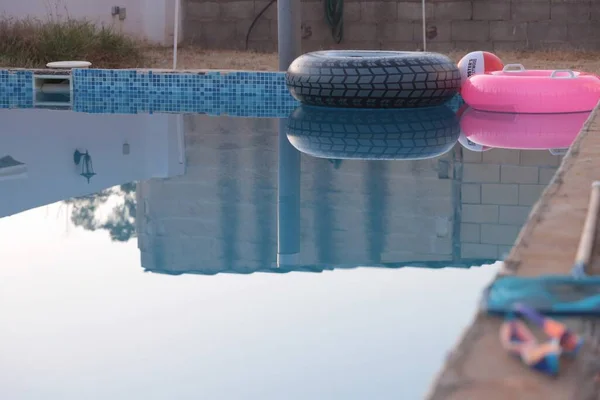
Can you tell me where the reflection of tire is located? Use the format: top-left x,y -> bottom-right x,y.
285,51 -> 461,109
286,105 -> 460,160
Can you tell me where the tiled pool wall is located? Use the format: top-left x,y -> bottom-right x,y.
0,71 -> 33,109
0,69 -> 463,117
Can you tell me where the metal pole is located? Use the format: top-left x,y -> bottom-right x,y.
277,0 -> 301,70
173,0 -> 180,69
422,0 -> 427,51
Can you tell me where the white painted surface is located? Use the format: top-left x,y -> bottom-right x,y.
0,109 -> 185,218
0,0 -> 183,45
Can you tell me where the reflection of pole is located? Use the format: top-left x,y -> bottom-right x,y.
277,119 -> 301,267
277,0 -> 301,267
452,145 -> 463,262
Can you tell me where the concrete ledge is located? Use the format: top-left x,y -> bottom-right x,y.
426,103 -> 600,400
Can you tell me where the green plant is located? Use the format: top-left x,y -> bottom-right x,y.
0,17 -> 145,68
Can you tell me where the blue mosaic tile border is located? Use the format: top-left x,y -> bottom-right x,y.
72,69 -> 299,117
0,70 -> 33,109
0,68 -> 464,116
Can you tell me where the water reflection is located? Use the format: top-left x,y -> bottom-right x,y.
0,100 -> 573,400
286,105 -> 460,160
0,109 -> 569,276
133,113 -> 563,276
0,109 -> 185,218
459,107 -> 590,152
64,183 -> 137,242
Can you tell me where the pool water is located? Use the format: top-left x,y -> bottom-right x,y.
0,105 -> 566,399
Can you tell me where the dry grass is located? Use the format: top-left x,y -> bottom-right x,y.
145,47 -> 600,74
0,17 -> 145,68
145,47 -> 279,71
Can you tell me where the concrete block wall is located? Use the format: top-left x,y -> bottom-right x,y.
136,114 -> 458,275
459,148 -> 561,261
183,0 -> 600,53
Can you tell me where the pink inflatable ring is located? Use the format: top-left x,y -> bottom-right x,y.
461,64 -> 600,113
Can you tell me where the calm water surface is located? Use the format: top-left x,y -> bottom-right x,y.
1,106 -> 567,399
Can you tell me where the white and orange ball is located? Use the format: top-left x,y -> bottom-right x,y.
457,51 -> 504,86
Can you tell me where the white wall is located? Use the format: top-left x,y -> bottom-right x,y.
0,0 -> 183,45
0,109 -> 185,218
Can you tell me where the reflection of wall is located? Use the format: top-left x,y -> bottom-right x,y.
0,109 -> 184,218
137,115 -> 459,275
459,148 -> 561,260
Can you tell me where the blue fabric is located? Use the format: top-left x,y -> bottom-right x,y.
482,271 -> 600,316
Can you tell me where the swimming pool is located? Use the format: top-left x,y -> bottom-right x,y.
0,81 -> 567,399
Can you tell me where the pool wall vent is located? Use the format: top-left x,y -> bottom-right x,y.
33,74 -> 73,108
33,61 -> 90,108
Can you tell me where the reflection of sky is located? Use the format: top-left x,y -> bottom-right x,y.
1,204 -> 499,400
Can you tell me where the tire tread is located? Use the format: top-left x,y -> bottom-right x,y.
286,52 -> 461,108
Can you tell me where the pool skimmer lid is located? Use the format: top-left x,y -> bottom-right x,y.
46,61 -> 92,69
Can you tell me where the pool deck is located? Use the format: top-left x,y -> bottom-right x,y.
427,104 -> 600,400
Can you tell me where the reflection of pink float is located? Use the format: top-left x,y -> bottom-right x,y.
459,107 -> 591,150
456,104 -> 491,152
462,64 -> 600,113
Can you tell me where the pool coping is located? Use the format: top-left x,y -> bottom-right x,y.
426,100 -> 600,399
5,67 -> 283,75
